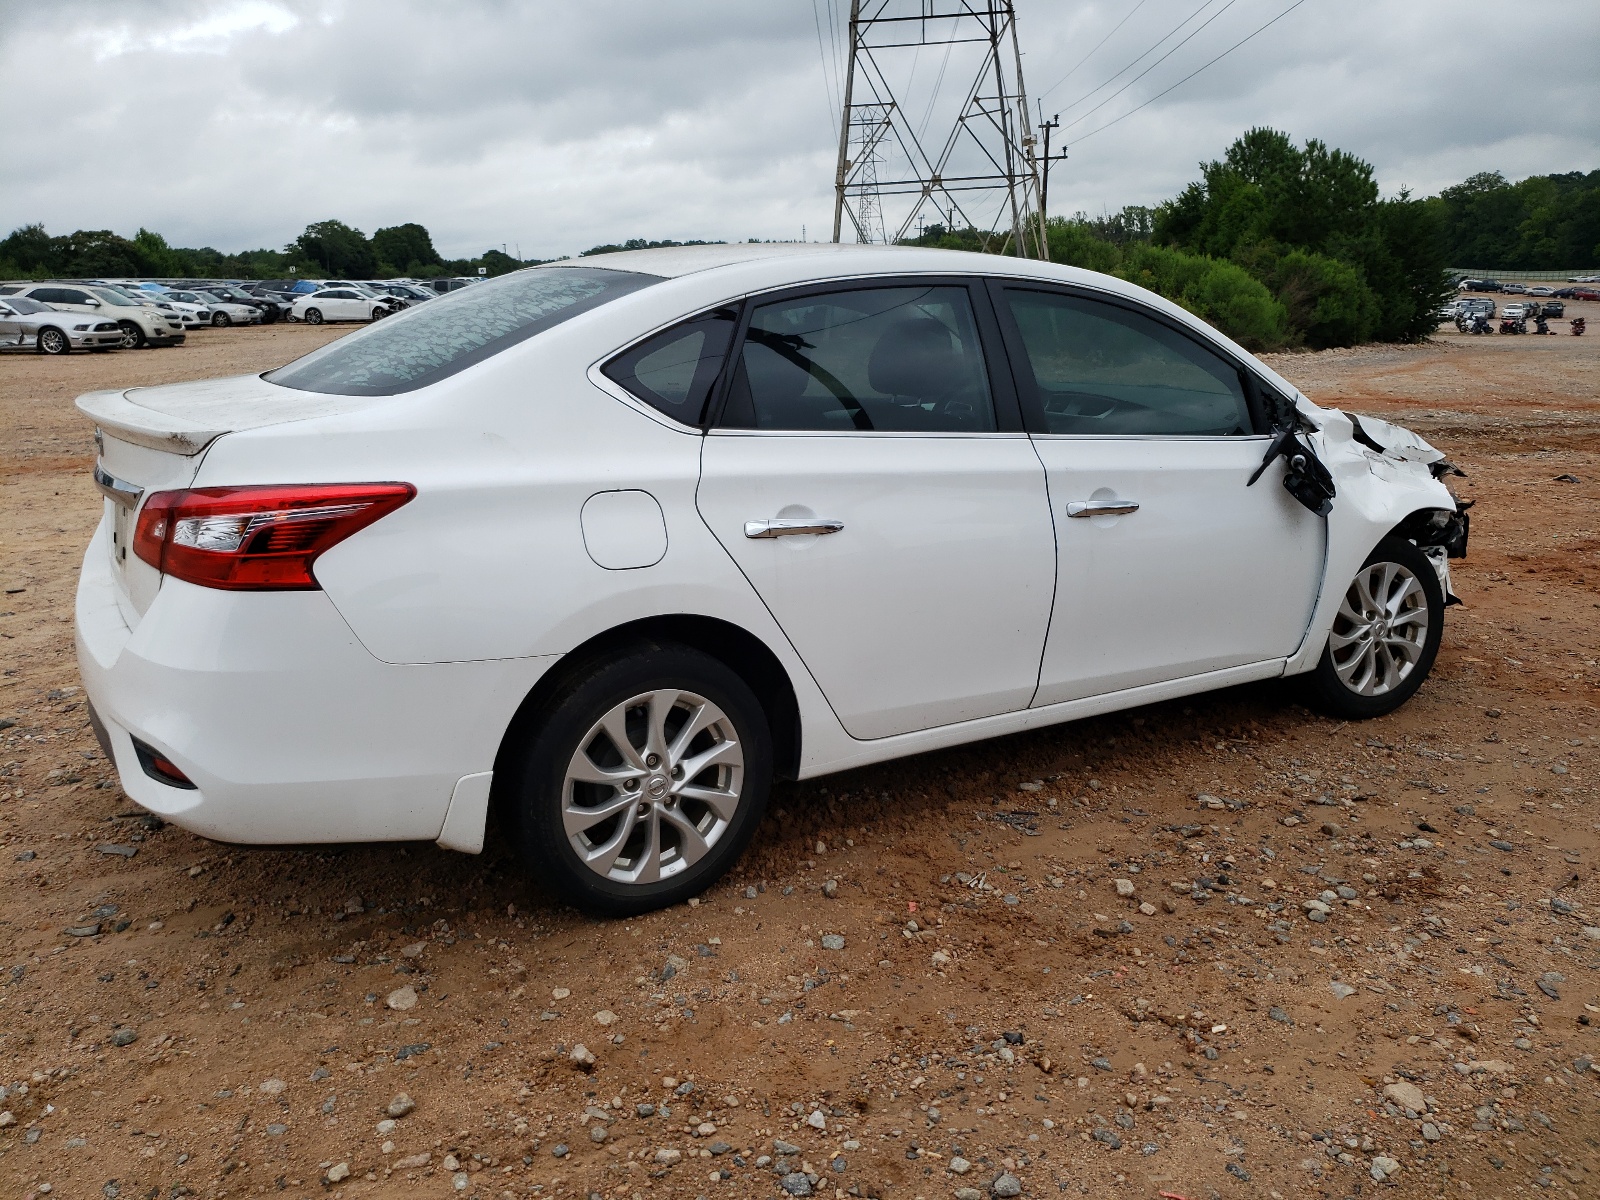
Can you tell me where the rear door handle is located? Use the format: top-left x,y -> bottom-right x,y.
744,518 -> 845,539
1066,499 -> 1139,518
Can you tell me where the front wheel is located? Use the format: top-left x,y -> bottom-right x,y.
38,326 -> 69,355
1298,536 -> 1444,718
503,643 -> 772,917
118,320 -> 147,349
211,311 -> 231,327
303,307 -> 323,325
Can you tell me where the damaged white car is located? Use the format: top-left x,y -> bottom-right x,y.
73,245 -> 1470,915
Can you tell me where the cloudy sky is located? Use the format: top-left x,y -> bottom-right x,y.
2,0 -> 1596,261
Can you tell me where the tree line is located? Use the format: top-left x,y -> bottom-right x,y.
913,128 -> 1597,351
0,219 -> 530,283
3,131 -> 1594,350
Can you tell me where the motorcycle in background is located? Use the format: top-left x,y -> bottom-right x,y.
1573,317 -> 1587,336
1499,315 -> 1526,334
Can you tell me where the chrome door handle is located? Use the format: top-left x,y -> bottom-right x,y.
1066,499 -> 1139,518
744,518 -> 845,539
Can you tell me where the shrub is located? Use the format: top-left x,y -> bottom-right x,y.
1117,244 -> 1289,351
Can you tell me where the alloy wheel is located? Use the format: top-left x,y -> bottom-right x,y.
561,688 -> 744,885
1328,561 -> 1430,696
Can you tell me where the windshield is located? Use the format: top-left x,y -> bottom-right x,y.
89,288 -> 141,307
266,266 -> 661,396
5,297 -> 52,314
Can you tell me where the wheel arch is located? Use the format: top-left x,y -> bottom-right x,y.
488,613 -> 802,816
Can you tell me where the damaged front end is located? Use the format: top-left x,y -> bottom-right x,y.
1333,410 -> 1472,605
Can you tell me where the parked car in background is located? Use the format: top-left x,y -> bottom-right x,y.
0,283 -> 185,348
1501,303 -> 1527,321
1526,286 -> 1554,297
1541,300 -> 1565,318
288,287 -> 396,324
176,290 -> 261,327
1500,283 -> 1527,295
369,282 -> 434,303
1568,274 -> 1600,283
1457,278 -> 1500,292
72,245 -> 1470,914
426,276 -> 475,293
1458,298 -> 1496,318
0,294 -> 124,354
1572,287 -> 1600,302
201,284 -> 283,323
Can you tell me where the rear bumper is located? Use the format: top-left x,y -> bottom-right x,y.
74,519 -> 554,846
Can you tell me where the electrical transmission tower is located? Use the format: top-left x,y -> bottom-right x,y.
830,0 -> 1047,258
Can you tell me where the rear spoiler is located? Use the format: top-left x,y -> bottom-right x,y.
75,389 -> 227,456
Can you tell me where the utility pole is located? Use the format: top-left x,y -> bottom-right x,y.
829,0 -> 1047,258
1036,108 -> 1067,233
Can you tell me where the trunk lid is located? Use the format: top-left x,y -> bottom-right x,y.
76,374 -> 384,620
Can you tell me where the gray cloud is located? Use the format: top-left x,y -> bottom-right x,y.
1,0 -> 1595,260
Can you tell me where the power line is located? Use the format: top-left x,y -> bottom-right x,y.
1054,0 -> 1217,119
1069,0 -> 1312,145
1060,0 -> 1243,133
1036,0 -> 1149,101
812,0 -> 840,141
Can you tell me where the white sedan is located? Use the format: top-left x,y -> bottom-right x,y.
289,287 -> 395,324
74,245 -> 1470,915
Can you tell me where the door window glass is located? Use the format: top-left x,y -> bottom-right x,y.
720,285 -> 995,432
602,307 -> 737,425
57,289 -> 92,304
1004,289 -> 1251,436
29,287 -> 67,304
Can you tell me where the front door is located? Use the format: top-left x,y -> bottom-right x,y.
992,283 -> 1326,706
696,281 -> 1056,740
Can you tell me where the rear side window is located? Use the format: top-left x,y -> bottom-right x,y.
719,285 -> 996,433
266,266 -> 661,396
1003,288 -> 1251,436
602,307 -> 738,425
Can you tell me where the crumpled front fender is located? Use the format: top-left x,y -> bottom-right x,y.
1283,397 -> 1464,675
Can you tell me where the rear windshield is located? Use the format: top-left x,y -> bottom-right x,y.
265,266 -> 660,396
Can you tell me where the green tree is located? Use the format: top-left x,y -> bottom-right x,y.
291,220 -> 376,277
372,223 -> 444,276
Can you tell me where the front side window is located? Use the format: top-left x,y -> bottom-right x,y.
602,307 -> 738,425
719,285 -> 996,433
1003,289 -> 1252,436
266,266 -> 661,396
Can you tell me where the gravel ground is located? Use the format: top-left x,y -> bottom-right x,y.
1,316 -> 1597,1200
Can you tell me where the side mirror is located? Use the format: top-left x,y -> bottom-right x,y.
84,298 -> 100,306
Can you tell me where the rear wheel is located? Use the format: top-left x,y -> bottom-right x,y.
303,308 -> 323,325
117,320 -> 147,349
1298,537 -> 1443,718
503,643 -> 772,917
38,327 -> 69,355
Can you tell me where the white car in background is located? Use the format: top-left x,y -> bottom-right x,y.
289,287 -> 396,324
142,290 -> 212,329
73,245 -> 1470,916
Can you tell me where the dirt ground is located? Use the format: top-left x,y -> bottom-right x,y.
1,311 -> 1597,1200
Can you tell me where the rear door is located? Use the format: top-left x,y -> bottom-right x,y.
696,279 -> 1055,740
992,282 -> 1326,705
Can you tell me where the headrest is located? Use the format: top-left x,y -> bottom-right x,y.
867,316 -> 961,400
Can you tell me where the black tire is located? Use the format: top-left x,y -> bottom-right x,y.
1297,536 -> 1444,719
212,311 -> 231,327
118,320 -> 147,349
37,326 -> 69,355
502,642 -> 772,917
304,308 -> 323,325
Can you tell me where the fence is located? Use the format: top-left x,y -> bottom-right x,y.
1449,268 -> 1600,282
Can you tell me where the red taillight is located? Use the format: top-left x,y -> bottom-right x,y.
133,483 -> 415,590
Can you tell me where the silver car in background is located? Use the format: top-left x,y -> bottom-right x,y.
0,295 -> 124,354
